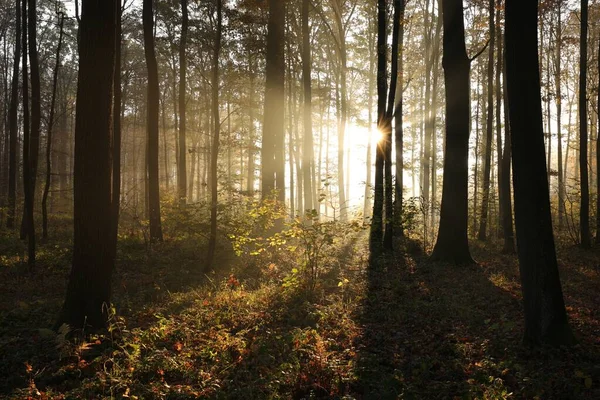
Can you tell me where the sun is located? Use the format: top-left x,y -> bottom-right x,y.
344,123 -> 383,150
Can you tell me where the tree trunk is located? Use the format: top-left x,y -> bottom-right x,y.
42,13 -> 65,240
579,0 -> 591,248
206,0 -> 222,269
430,0 -> 473,264
143,0 -> 163,242
394,0 -> 406,236
57,0 -> 117,330
246,55 -> 255,196
111,1 -> 122,256
261,0 -> 285,205
505,0 -> 573,346
178,0 -> 188,204
557,8 -> 567,233
21,0 -> 35,267
370,0 -> 387,255
302,0 -> 313,214
501,39 -> 515,253
596,33 -> 600,244
477,0 -> 495,241
6,0 -> 20,229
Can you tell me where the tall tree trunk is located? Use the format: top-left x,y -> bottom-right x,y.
261,0 -> 285,205
394,0 -> 406,236
246,55 -> 255,196
477,0 -> 495,241
554,1 -> 565,232
178,0 -> 188,204
364,13 -> 375,222
206,0 -> 222,269
332,0 -> 347,221
430,0 -> 473,264
42,13 -> 65,240
505,0 -> 573,346
495,2 -> 503,238
302,0 -> 313,214
57,0 -> 117,330
111,1 -> 122,256
382,0 -> 402,250
6,0 -> 20,229
21,0 -> 35,267
579,0 -> 591,248
596,34 -> 600,244
370,0 -> 387,255
501,40 -> 515,253
143,0 -> 163,242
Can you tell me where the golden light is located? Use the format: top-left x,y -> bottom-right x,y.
373,128 -> 385,145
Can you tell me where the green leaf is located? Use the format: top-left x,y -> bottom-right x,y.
585,377 -> 592,389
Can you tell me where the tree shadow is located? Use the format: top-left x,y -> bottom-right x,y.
352,238 -> 600,399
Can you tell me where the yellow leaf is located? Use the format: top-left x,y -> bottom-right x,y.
575,370 -> 585,378
585,377 -> 592,389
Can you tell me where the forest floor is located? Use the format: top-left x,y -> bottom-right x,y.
0,216 -> 599,399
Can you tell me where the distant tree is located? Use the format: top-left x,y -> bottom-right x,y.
57,0 -> 117,329
42,12 -> 65,240
430,0 -> 474,264
21,0 -> 35,267
302,0 -> 314,214
206,0 -> 222,269
477,0 -> 494,242
111,0 -> 122,258
178,0 -> 188,205
579,0 -> 590,248
394,0 -> 407,238
6,0 -> 20,229
143,0 -> 163,242
261,0 -> 285,203
505,0 -> 573,346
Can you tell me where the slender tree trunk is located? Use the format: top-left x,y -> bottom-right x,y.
596,35 -> 600,244
495,2 -> 503,239
261,0 -> 285,204
42,13 -> 65,240
246,55 -> 255,196
206,0 -> 222,269
57,0 -> 117,330
143,0 -> 163,242
21,0 -> 35,267
178,0 -> 188,204
394,0 -> 406,236
302,0 -> 314,214
6,0 -> 20,229
505,0 -> 573,346
111,1 -> 122,255
501,40 -> 515,253
477,0 -> 495,241
555,5 -> 565,231
579,0 -> 591,248
430,0 -> 473,264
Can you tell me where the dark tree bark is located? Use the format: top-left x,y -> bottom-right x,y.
20,0 -> 40,241
57,0 -> 117,330
302,0 -> 314,214
394,0 -> 406,237
556,3 -> 565,231
430,0 -> 474,264
596,30 -> 600,244
382,0 -> 403,250
206,0 -> 222,269
477,0 -> 495,241
261,0 -> 285,203
143,0 -> 163,242
505,0 -> 573,346
42,13 -> 65,240
6,0 -> 20,229
178,0 -> 188,205
370,0 -> 387,255
111,0 -> 122,257
21,0 -> 35,267
579,0 -> 590,248
501,45 -> 514,253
